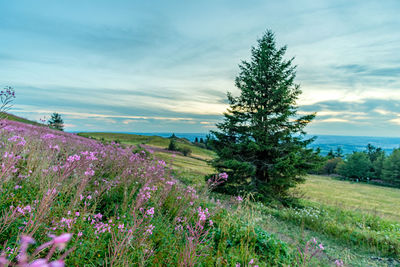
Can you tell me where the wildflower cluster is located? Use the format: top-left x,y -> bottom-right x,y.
0,119 -> 219,265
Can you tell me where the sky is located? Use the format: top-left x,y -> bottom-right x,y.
1,0 -> 400,136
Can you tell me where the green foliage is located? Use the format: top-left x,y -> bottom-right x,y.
168,138 -> 178,151
48,112 -> 64,131
179,147 -> 192,156
326,149 -> 335,159
337,152 -> 371,180
211,30 -> 317,201
167,138 -> 192,156
259,200 -> 400,258
382,149 -> 400,186
254,227 -> 291,265
366,144 -> 385,179
322,158 -> 343,175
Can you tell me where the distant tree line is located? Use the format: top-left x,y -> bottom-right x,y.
193,135 -> 214,150
313,144 -> 400,187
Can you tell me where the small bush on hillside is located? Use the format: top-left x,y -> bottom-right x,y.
179,147 -> 192,156
168,138 -> 178,151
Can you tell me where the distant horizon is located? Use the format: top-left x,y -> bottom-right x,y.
71,131 -> 400,155
71,130 -> 400,139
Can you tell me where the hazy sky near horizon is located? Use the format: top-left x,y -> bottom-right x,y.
1,0 -> 400,136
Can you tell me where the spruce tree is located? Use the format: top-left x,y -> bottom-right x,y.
168,138 -> 178,151
48,112 -> 64,131
210,30 -> 317,201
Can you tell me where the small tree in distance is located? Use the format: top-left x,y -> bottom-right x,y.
48,112 -> 64,131
210,30 -> 318,202
168,138 -> 178,151
0,87 -> 15,116
0,86 -> 16,128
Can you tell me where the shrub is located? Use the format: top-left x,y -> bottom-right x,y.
168,138 -> 178,151
179,147 -> 192,156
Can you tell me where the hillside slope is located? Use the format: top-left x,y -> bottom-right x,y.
0,112 -> 43,126
2,118 -> 399,265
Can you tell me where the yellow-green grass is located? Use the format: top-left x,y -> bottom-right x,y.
1,112 -> 43,126
154,151 -> 215,185
298,175 -> 400,221
77,132 -> 215,160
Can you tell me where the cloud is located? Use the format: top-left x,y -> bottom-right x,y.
300,98 -> 400,136
122,119 -> 143,125
1,0 -> 400,135
316,118 -> 350,123
389,118 -> 400,125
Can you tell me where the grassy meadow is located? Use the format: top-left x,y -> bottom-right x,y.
2,122 -> 294,266
1,120 -> 400,266
77,132 -> 216,161
80,132 -> 400,266
298,175 -> 400,221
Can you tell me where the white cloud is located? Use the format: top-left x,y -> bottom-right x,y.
316,118 -> 350,123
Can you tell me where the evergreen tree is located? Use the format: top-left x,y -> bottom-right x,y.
199,138 -> 204,144
48,112 -> 64,131
210,30 -> 318,201
194,137 -> 199,143
168,138 -> 178,151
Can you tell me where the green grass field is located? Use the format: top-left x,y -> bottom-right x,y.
298,175 -> 400,222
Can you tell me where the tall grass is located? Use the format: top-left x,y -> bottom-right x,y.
0,119 -> 291,266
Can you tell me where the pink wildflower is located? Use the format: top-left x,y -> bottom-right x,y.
49,260 -> 65,267
29,259 -> 49,267
335,259 -> 344,266
52,233 -> 72,249
146,207 -> 155,217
